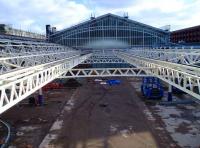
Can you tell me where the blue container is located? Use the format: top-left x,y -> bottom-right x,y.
141,77 -> 163,99
106,79 -> 121,86
38,95 -> 44,106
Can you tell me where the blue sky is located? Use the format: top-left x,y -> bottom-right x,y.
0,0 -> 200,34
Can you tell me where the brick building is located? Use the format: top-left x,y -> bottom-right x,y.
170,25 -> 200,44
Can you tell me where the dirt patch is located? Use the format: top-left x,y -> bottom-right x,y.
175,122 -> 193,134
1,88 -> 75,148
2,77 -> 198,148
43,77 -> 178,148
63,78 -> 82,88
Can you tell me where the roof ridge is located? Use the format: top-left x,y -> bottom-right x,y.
50,13 -> 167,36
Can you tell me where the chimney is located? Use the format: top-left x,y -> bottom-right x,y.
52,27 -> 57,33
90,13 -> 95,20
46,24 -> 51,38
123,12 -> 129,19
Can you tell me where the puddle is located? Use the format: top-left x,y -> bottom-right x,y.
39,119 -> 63,148
143,109 -> 156,121
16,131 -> 24,136
120,129 -> 129,138
94,79 -> 102,82
39,134 -> 58,148
64,99 -> 75,112
19,126 -> 39,132
154,105 -> 200,147
50,120 -> 63,131
110,125 -> 118,133
100,82 -> 107,85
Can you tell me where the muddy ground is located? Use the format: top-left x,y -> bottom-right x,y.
0,88 -> 75,147
0,77 -> 200,148
39,77 -> 178,148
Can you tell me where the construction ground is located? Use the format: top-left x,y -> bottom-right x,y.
1,77 -> 200,148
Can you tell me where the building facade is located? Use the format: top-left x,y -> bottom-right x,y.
0,24 -> 46,40
170,25 -> 200,44
49,13 -> 169,49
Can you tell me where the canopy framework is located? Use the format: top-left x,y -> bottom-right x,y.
49,13 -> 169,48
0,38 -> 200,114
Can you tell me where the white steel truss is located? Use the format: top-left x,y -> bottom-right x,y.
0,51 -> 80,73
80,49 -> 127,64
0,53 -> 91,114
125,50 -> 200,76
128,49 -> 200,65
82,56 -> 126,64
115,51 -> 200,99
0,40 -> 81,73
1,40 -> 200,114
60,68 -> 151,78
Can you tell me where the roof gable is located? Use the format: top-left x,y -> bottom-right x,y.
51,13 -> 167,36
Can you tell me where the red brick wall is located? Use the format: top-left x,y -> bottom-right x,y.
170,25 -> 200,43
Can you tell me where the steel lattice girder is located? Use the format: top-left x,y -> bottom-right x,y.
115,52 -> 200,100
0,55 -> 84,82
0,39 -> 60,46
81,50 -> 126,64
121,50 -> 200,76
60,68 -> 152,78
0,42 -> 81,73
0,54 -> 92,114
129,49 -> 200,65
0,51 -> 80,73
82,57 -> 126,64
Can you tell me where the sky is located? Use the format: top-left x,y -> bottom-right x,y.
0,0 -> 200,34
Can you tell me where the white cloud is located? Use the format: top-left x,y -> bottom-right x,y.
0,0 -> 199,33
92,0 -> 200,31
129,0 -> 187,14
0,0 -> 91,33
21,19 -> 35,26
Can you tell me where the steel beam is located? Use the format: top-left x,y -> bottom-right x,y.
82,57 -> 126,64
128,49 -> 200,65
0,53 -> 91,114
0,40 -> 81,73
115,51 -> 200,100
60,67 -> 152,78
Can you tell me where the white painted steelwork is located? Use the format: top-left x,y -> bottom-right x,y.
115,51 -> 200,99
0,53 -> 91,114
0,39 -> 92,114
128,49 -> 200,65
82,56 -> 126,64
1,38 -> 200,114
60,68 -> 151,78
0,40 -> 81,73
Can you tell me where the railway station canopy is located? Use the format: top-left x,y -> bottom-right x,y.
49,13 -> 169,49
